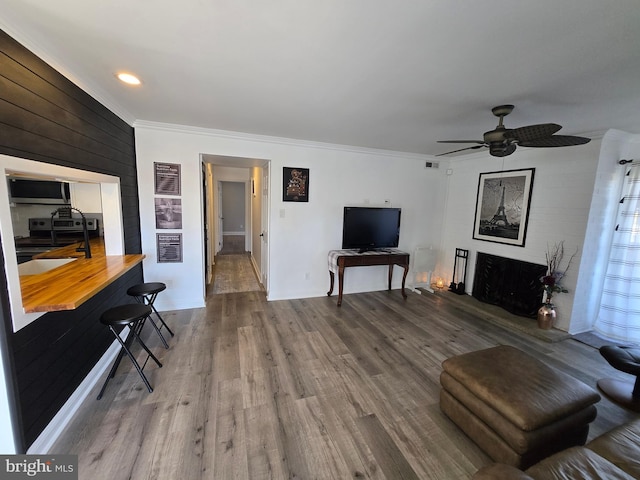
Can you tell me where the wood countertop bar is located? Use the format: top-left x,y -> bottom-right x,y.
20,238 -> 144,313
33,237 -> 107,259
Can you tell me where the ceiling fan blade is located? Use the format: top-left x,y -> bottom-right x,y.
519,135 -> 591,148
507,124 -> 562,143
436,105 -> 587,156
436,145 -> 485,156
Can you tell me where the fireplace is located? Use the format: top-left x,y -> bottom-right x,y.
472,252 -> 546,318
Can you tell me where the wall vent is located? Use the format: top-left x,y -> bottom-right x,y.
425,161 -> 440,169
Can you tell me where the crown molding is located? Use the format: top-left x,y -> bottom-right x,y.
133,120 -> 437,161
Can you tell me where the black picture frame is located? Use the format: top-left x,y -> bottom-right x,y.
154,162 -> 181,196
283,167 -> 309,202
155,198 -> 182,229
157,233 -> 183,263
472,168 -> 535,247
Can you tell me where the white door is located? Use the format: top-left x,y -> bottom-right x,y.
216,181 -> 223,255
260,165 -> 269,289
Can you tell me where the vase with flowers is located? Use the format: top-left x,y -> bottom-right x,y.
538,242 -> 576,329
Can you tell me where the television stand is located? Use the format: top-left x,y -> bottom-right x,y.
327,249 -> 410,306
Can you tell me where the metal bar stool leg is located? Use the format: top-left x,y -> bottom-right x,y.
131,322 -> 163,368
128,283 -> 175,346
111,325 -> 155,393
98,304 -> 163,400
98,328 -> 152,400
97,326 -> 137,400
131,293 -> 170,348
127,282 -> 174,348
146,294 -> 174,338
103,329 -> 133,380
140,306 -> 169,348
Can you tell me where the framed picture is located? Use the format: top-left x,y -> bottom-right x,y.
283,167 -> 309,202
157,233 -> 183,263
473,168 -> 535,247
155,198 -> 182,229
154,162 -> 181,195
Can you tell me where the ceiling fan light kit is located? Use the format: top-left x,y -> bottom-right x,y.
437,104 -> 591,157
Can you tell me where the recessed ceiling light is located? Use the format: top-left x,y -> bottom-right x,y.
117,72 -> 141,85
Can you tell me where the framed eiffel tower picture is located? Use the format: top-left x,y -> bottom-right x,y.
473,168 -> 535,247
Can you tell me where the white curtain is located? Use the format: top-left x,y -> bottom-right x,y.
594,163 -> 640,343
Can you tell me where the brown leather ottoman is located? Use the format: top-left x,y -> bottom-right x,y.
440,345 -> 601,469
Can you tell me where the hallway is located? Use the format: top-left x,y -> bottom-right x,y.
210,253 -> 263,295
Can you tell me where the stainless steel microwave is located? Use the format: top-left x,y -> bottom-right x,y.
8,178 -> 71,205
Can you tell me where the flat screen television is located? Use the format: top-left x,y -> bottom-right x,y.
342,206 -> 401,252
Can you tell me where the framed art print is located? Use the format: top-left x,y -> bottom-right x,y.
154,162 -> 181,195
157,233 -> 183,262
283,167 -> 309,202
155,198 -> 182,229
472,168 -> 535,247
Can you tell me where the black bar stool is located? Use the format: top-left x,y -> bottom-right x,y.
97,303 -> 163,400
127,282 -> 175,348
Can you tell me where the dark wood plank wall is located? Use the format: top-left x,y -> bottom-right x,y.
0,29 -> 143,451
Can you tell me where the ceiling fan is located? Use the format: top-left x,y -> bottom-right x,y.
437,105 -> 591,157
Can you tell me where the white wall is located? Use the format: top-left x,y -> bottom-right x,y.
439,139 -> 603,332
134,122 -> 448,307
213,167 -> 250,249
220,182 -> 245,233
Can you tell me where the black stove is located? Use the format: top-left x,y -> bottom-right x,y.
28,217 -> 98,232
15,216 -> 99,263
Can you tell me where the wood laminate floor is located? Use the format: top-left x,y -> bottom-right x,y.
211,254 -> 263,294
50,287 -> 638,479
219,235 -> 246,255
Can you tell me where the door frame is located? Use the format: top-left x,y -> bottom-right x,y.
260,164 -> 270,290
201,156 -> 270,296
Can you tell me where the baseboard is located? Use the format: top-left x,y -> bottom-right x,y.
27,328 -> 129,454
249,254 -> 265,289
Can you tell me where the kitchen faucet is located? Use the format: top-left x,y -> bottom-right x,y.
50,207 -> 92,258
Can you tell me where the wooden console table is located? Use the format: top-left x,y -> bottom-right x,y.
327,249 -> 410,306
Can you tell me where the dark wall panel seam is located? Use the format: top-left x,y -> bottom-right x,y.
0,31 -> 133,137
0,66 -> 133,154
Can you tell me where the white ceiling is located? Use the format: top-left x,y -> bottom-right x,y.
2,1 -> 639,157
